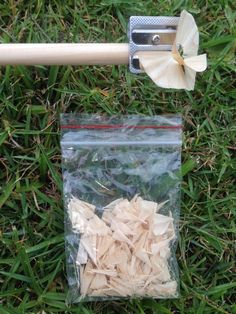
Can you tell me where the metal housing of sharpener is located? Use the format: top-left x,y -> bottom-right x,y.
128,16 -> 179,73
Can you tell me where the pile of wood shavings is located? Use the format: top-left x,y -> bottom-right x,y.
68,195 -> 177,298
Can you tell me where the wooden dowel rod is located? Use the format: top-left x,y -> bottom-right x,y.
0,43 -> 129,65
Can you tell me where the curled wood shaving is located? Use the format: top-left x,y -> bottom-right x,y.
69,196 -> 177,298
137,10 -> 207,91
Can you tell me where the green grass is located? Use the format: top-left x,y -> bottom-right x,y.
0,0 -> 235,313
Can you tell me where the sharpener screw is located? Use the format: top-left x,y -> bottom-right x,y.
152,34 -> 160,45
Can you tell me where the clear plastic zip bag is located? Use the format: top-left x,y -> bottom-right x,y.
60,114 -> 182,302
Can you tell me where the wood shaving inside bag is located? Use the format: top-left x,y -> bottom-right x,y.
68,195 -> 177,298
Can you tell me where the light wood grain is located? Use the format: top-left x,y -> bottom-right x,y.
0,43 -> 129,65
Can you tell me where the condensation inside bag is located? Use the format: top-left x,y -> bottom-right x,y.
60,115 -> 182,302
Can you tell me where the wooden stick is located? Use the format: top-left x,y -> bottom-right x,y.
0,43 -> 129,65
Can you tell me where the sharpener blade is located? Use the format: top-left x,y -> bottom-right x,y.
128,16 -> 179,73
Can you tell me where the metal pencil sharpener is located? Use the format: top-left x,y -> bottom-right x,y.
128,16 -> 179,73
